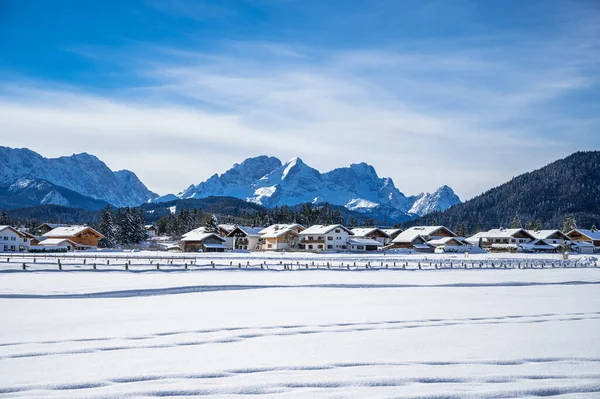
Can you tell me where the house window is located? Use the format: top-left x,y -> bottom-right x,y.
341,245 -> 347,249
357,246 -> 364,250
335,229 -> 340,233
11,237 -> 16,241
24,238 -> 28,242
327,245 -> 333,249
267,244 -> 272,248
308,245 -> 313,250
318,245 -> 323,249
3,236 -> 7,241
328,236 -> 333,241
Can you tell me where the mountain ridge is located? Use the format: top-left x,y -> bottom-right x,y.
0,146 -> 158,208
154,155 -> 460,218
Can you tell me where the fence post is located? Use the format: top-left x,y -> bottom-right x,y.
22,263 -> 26,270
93,263 -> 96,270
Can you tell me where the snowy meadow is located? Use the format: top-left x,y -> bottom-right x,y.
1,252 -> 599,398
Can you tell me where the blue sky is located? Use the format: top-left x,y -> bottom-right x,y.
1,0 -> 599,199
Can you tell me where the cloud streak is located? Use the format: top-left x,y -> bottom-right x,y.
1,4 -> 599,200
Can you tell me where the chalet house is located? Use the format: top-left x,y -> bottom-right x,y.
145,225 -> 158,238
299,225 -> 353,252
226,226 -> 263,250
180,232 -> 227,252
466,228 -> 535,252
387,230 -> 433,252
428,237 -> 466,253
519,238 -> 563,253
347,237 -> 383,252
351,228 -> 391,245
567,229 -> 600,253
0,226 -> 35,252
404,226 -> 458,241
259,224 -> 305,251
37,223 -> 69,235
42,226 -> 104,250
347,228 -> 390,252
527,230 -> 571,247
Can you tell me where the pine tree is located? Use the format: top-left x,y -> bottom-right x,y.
0,210 -> 9,225
510,215 -> 522,229
533,219 -> 543,231
98,206 -> 117,248
563,215 -> 577,233
114,208 -> 125,244
132,208 -> 147,244
204,213 -> 218,233
348,216 -> 359,228
591,224 -> 597,233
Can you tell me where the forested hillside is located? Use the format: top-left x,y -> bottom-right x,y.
408,151 -> 600,232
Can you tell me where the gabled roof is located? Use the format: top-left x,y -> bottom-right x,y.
382,228 -> 403,236
428,237 -> 465,246
180,232 -> 226,242
347,237 -> 383,246
182,227 -> 206,238
299,224 -> 353,235
567,229 -> 600,241
351,228 -> 391,239
464,232 -> 487,245
480,228 -> 535,240
145,225 -> 158,230
527,230 -> 570,240
259,223 -> 305,235
38,223 -> 69,230
392,229 -> 429,243
0,225 -> 30,238
39,238 -> 78,246
43,226 -> 104,239
217,224 -> 237,234
402,226 -> 457,238
226,226 -> 263,237
259,224 -> 304,238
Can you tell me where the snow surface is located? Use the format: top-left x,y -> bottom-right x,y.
1,255 -> 599,398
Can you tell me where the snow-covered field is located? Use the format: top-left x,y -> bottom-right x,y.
1,263 -> 599,397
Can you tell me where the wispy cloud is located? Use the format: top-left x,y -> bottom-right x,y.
1,2 -> 599,199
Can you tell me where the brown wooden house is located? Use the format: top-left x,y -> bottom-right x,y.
42,226 -> 104,249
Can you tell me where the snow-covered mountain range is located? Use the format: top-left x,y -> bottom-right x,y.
155,156 -> 461,218
0,147 -> 157,208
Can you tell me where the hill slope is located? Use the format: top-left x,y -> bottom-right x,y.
407,151 -> 600,231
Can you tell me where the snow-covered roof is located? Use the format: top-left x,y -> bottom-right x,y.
520,239 -> 560,250
350,228 -> 391,238
428,237 -> 464,246
464,232 -> 487,245
203,243 -> 227,249
227,226 -> 264,237
259,224 -> 303,238
259,224 -> 304,235
480,228 -> 534,239
145,225 -> 158,230
382,228 -> 403,236
218,224 -> 237,234
43,226 -> 103,238
402,226 -> 457,238
180,232 -> 226,242
39,238 -> 77,246
571,241 -> 595,247
527,230 -> 569,240
347,237 -> 383,246
182,227 -> 205,238
39,223 -> 68,229
299,224 -> 353,235
568,229 -> 600,241
392,229 -> 429,243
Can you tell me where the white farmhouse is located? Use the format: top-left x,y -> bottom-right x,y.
299,225 -> 353,252
0,226 -> 35,252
